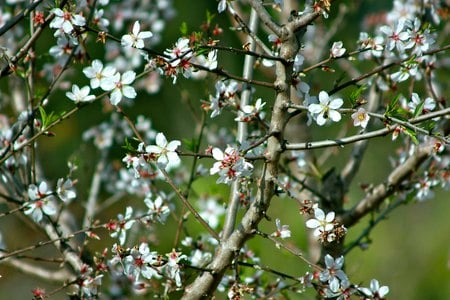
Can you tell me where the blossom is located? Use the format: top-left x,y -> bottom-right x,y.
24,182 -> 57,222
121,21 -> 153,49
190,249 -> 212,267
408,93 -> 435,114
320,255 -> 349,285
271,218 -> 291,239
56,178 -> 76,202
210,146 -> 253,184
203,50 -> 218,70
359,279 -> 389,299
164,38 -> 192,67
146,132 -> 181,168
66,85 -> 95,103
106,206 -> 136,245
351,107 -> 370,128
144,195 -> 170,223
197,197 -> 225,229
101,71 -> 137,105
380,19 -> 411,52
49,8 -> 86,35
308,91 -> 343,126
83,59 -> 117,89
235,98 -> 266,122
330,41 -> 346,58
165,249 -> 186,287
123,243 -> 160,281
305,206 -> 335,237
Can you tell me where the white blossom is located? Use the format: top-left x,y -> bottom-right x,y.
145,132 -> 181,169
66,85 -> 95,103
121,21 -> 153,49
308,91 -> 343,126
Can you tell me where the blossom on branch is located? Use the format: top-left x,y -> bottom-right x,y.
210,146 -> 253,184
121,21 -> 153,49
145,132 -> 181,169
49,8 -> 86,35
66,85 -> 95,103
308,91 -> 343,126
351,107 -> 370,129
101,71 -> 137,105
330,41 -> 346,58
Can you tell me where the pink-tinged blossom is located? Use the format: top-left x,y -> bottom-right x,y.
123,243 -> 160,281
81,275 -> 103,297
101,71 -> 137,105
66,85 -> 95,103
358,279 -> 390,299
210,146 -> 253,185
380,19 -> 411,52
92,9 -> 109,30
330,41 -> 346,58
145,132 -> 181,169
305,206 -> 335,237
165,249 -> 186,287
121,21 -> 153,49
271,218 -> 291,239
83,59 -> 117,89
106,206 -> 136,245
164,38 -> 192,67
24,182 -> 57,222
320,255 -> 349,285
358,32 -> 384,58
308,91 -> 343,126
49,8 -> 86,35
351,107 -> 370,129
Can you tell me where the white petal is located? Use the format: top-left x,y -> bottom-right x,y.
121,71 -> 136,84
329,98 -> 343,109
328,110 -> 342,122
318,91 -> 329,104
306,219 -> 320,229
155,133 -> 167,148
109,89 -> 122,105
212,148 -> 224,160
122,86 -> 137,99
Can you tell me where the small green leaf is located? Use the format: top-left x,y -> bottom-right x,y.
413,100 -> 425,117
403,127 -> 418,144
122,137 -> 137,152
182,138 -> 197,152
385,94 -> 401,116
180,22 -> 188,36
349,84 -> 367,107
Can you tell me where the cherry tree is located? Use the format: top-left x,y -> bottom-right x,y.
0,0 -> 449,299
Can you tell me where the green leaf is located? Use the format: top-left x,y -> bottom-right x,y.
413,100 -> 425,118
180,22 -> 188,36
349,84 -> 367,107
206,10 -> 215,24
39,106 -> 58,128
183,138 -> 198,152
122,137 -> 137,152
385,94 -> 401,117
403,127 -> 418,144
